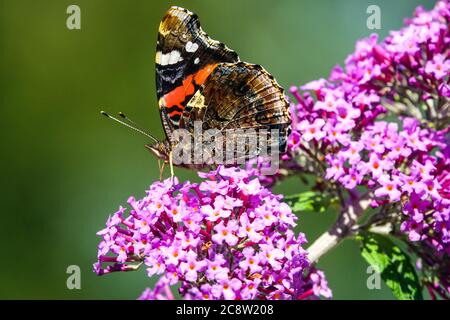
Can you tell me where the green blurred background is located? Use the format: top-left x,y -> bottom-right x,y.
0,0 -> 436,299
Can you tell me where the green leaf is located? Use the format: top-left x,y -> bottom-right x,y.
284,191 -> 334,213
358,232 -> 423,300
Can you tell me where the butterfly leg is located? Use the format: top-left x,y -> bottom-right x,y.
169,151 -> 174,183
158,160 -> 166,181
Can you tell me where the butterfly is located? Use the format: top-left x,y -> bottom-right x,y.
103,6 -> 291,177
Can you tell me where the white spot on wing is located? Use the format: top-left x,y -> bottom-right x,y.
194,58 -> 200,64
168,50 -> 183,65
186,41 -> 199,53
158,50 -> 183,66
161,52 -> 169,65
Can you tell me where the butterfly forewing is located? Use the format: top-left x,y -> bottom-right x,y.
156,6 -> 239,141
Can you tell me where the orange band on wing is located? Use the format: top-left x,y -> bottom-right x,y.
163,64 -> 219,110
164,74 -> 194,109
194,63 -> 218,86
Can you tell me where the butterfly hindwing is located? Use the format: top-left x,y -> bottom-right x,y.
156,6 -> 239,141
180,62 -> 291,157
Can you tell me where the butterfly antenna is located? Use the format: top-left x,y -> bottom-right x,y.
118,112 -> 161,143
100,110 -> 159,143
118,112 -> 145,128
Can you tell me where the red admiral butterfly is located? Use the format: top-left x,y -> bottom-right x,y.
103,6 -> 291,177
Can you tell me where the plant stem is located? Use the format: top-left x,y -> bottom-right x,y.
307,191 -> 371,263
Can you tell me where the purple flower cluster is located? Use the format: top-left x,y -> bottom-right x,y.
258,2 -> 448,234
326,119 -> 449,250
94,167 -> 331,300
249,0 -> 450,298
287,1 -> 450,250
